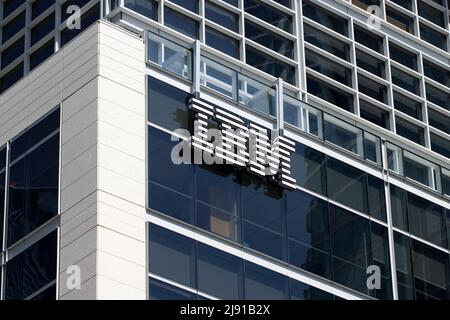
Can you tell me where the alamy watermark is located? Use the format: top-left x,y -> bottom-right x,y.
66,5 -> 82,30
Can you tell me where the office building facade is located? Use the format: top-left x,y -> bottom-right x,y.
0,0 -> 449,300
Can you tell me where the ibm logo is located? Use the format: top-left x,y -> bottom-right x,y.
171,98 -> 297,190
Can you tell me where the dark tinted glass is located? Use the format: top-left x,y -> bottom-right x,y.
11,108 -> 60,161
3,0 -> 26,19
354,25 -> 383,53
31,13 -> 55,46
391,67 -> 420,95
367,175 -> 387,221
390,185 -> 408,230
429,108 -> 450,134
164,8 -> 199,39
305,49 -> 351,86
358,75 -> 387,103
32,0 -> 55,20
205,27 -> 239,59
426,83 -> 450,110
147,77 -> 190,130
286,190 -> 331,278
170,0 -> 198,13
394,232 -> 414,299
395,117 -> 425,146
197,243 -> 242,299
386,6 -> 414,34
2,11 -> 26,44
418,0 -> 445,27
244,261 -> 289,299
389,42 -> 417,71
307,75 -> 353,112
393,92 -> 422,120
356,49 -> 385,78
326,157 -> 366,213
205,1 -> 238,32
148,224 -> 196,287
1,36 -> 24,70
30,38 -> 55,71
291,143 -> 326,195
5,231 -> 57,300
148,127 -> 194,224
0,62 -> 23,94
304,24 -> 350,61
245,20 -> 294,59
407,192 -> 446,248
124,0 -> 158,20
290,279 -> 334,300
423,59 -> 450,87
8,134 -> 59,246
431,133 -> 450,159
0,171 -> 5,248
246,46 -> 295,85
391,0 -> 412,9
149,278 -> 197,300
244,0 -> 292,32
420,23 -> 447,51
30,284 -> 56,300
303,0 -> 348,36
360,100 -> 390,129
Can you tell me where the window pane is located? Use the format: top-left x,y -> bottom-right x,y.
3,0 -> 26,19
205,27 -> 239,59
323,114 -> 363,156
245,20 -> 294,59
244,0 -> 292,33
0,62 -> 23,94
326,157 -> 366,213
1,36 -> 24,70
197,243 -> 242,299
389,42 -> 417,71
124,0 -> 158,20
429,108 -> 450,134
423,59 -> 450,87
394,232 -> 414,300
390,185 -> 408,230
149,278 -> 196,300
30,13 -> 55,47
420,23 -> 447,51
407,192 -> 446,248
10,108 -> 60,161
290,279 -> 334,300
307,75 -> 353,112
418,0 -> 445,28
356,49 -> 385,78
170,0 -> 198,13
302,0 -> 348,36
8,134 -> 59,245
148,127 -> 194,224
354,25 -> 383,53
393,92 -> 422,120
148,224 -> 195,287
32,0 -> 55,20
205,1 -> 238,32
386,6 -> 414,34
391,67 -> 420,95
430,133 -> 450,159
305,49 -> 351,86
358,75 -> 387,104
367,175 -> 387,222
290,143 -> 326,195
245,46 -> 295,85
244,261 -> 288,299
426,84 -> 450,111
2,11 -> 25,44
304,24 -> 350,61
395,117 -> 425,146
286,190 -> 331,279
5,231 -> 57,300
30,38 -> 55,71
359,100 -> 390,129
164,8 -> 199,39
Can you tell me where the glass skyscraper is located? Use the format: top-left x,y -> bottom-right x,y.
0,0 -> 449,300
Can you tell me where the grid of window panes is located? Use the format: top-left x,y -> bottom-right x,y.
146,75 -> 450,300
0,0 -> 101,94
0,107 -> 60,300
118,0 -> 450,162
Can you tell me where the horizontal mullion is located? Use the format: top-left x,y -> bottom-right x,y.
306,68 -> 356,95
243,13 -> 296,40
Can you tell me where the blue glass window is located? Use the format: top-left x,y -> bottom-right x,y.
1,36 -> 24,70
0,62 -> 23,94
244,261 -> 289,299
30,39 -> 55,71
205,27 -> 239,59
2,11 -> 25,44
164,8 -> 199,39
205,1 -> 238,32
245,0 -> 292,33
31,13 -> 55,47
32,0 -> 55,20
123,0 -> 158,20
